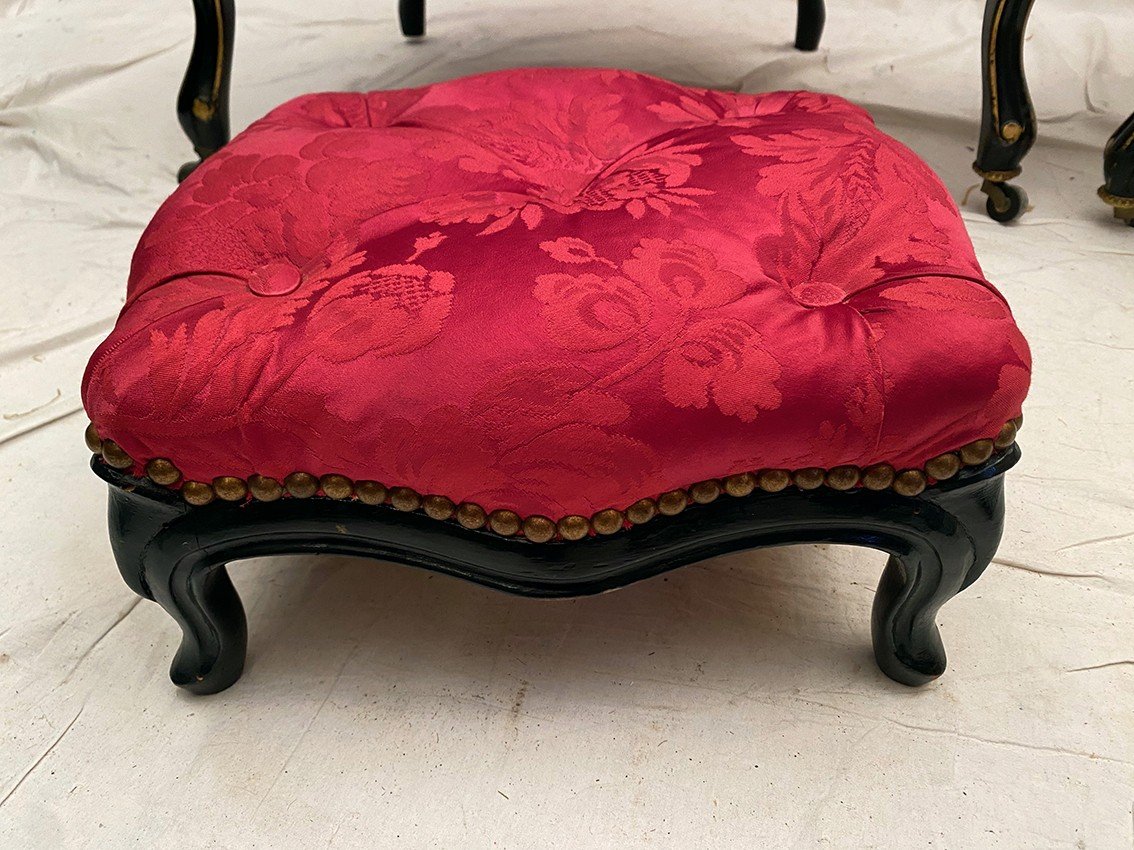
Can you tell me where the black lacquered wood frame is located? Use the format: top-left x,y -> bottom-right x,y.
95,445 -> 1018,694
177,0 -> 234,182
396,0 -> 827,50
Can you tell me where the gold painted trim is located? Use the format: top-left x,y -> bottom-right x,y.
1098,186 -> 1134,209
192,0 -> 226,122
86,418 -> 1023,543
987,0 -> 1008,136
973,164 -> 1021,182
986,0 -> 1036,142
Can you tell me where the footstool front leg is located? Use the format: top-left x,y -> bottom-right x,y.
177,0 -> 235,182
107,480 -> 247,695
870,469 -> 1006,685
974,0 -> 1037,222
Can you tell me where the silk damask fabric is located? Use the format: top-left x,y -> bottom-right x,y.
82,68 -> 1030,518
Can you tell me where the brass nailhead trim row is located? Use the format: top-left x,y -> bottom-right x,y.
84,416 -> 1023,542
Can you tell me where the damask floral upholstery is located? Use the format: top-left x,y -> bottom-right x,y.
82,68 -> 1030,527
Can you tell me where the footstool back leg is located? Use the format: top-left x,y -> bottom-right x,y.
794,0 -> 826,51
177,0 -> 235,182
870,470 -> 1006,685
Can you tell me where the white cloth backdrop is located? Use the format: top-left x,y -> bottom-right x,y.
1,1 -> 1132,846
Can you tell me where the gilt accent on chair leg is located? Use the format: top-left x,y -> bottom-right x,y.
974,0 -> 1037,222
399,0 -> 425,37
794,0 -> 825,51
1100,112 -> 1134,227
870,471 -> 1005,685
177,0 -> 236,182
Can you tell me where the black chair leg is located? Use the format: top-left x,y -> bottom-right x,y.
1100,112 -> 1134,226
974,0 -> 1037,223
794,0 -> 825,51
177,0 -> 235,182
399,0 -> 425,37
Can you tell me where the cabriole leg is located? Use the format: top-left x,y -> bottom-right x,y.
870,473 -> 1006,685
107,486 -> 247,694
974,0 -> 1037,223
177,0 -> 236,182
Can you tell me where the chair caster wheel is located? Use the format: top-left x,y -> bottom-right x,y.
983,180 -> 1028,223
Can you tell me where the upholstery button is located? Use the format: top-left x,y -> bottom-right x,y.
791,282 -> 845,307
248,263 -> 301,296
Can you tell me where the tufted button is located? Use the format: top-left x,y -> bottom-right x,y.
247,263 -> 301,297
791,282 -> 845,307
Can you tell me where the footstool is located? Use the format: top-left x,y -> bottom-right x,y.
83,68 -> 1031,694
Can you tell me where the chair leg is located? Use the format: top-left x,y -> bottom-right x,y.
399,0 -> 425,38
177,0 -> 236,182
1100,112 -> 1134,227
871,470 -> 1005,685
794,0 -> 825,51
974,0 -> 1037,223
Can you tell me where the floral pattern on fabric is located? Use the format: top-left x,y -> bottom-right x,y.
533,237 -> 783,422
82,68 -> 1031,518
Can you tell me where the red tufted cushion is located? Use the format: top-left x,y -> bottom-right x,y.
82,68 -> 1030,519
